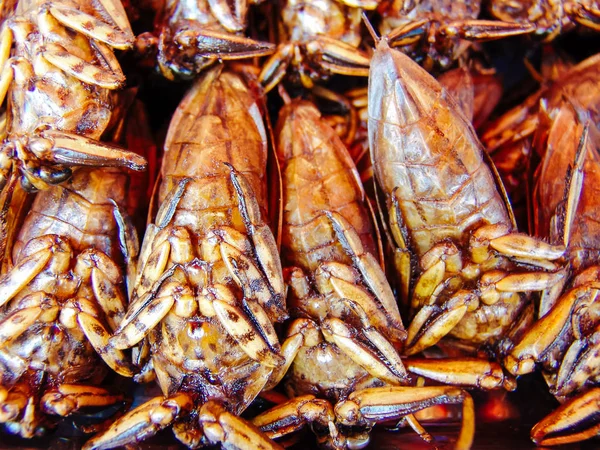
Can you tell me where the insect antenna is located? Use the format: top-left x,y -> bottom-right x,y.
362,12 -> 380,44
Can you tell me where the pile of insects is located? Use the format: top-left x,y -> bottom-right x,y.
0,0 -> 599,448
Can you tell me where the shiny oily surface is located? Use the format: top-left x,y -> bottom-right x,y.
2,377 -> 597,449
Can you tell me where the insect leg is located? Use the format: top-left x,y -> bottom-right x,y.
505,286 -> 599,376
531,388 -> 600,446
199,401 -> 284,450
40,384 -> 125,417
0,25 -> 13,106
258,43 -> 294,93
83,393 -> 194,450
305,36 -> 370,77
405,358 -> 514,390
252,395 -> 342,449
47,5 -> 133,50
335,386 -> 475,450
438,19 -> 534,41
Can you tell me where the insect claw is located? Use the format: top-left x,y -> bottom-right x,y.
306,37 -> 370,77
48,6 -> 133,50
405,358 -> 508,390
531,388 -> 600,446
0,307 -> 42,348
259,43 -> 294,93
200,401 -> 285,449
253,395 -> 337,444
36,130 -> 147,172
386,19 -> 430,47
78,313 -> 136,377
335,387 -> 475,450
83,394 -> 194,450
439,19 -> 535,40
40,385 -> 125,417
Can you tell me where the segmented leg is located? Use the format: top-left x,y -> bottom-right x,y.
305,37 -> 370,78
325,210 -> 403,334
83,393 -> 194,450
0,26 -> 13,106
254,386 -> 474,450
173,28 -> 275,60
553,322 -> 600,397
0,372 -> 46,438
403,223 -> 566,355
259,43 -> 294,93
0,235 -> 65,308
47,5 -> 133,50
386,18 -> 534,55
111,176 -> 285,369
84,395 -> 283,450
567,1 -> 600,31
40,384 -> 124,417
28,130 -> 146,172
155,25 -> 275,80
252,395 -> 344,449
505,286 -> 599,376
287,268 -> 408,385
199,401 -> 284,450
531,388 -> 600,446
335,386 -> 475,450
405,358 -> 514,390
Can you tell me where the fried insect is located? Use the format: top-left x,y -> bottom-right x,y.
437,64 -> 503,130
481,51 -> 597,229
0,160 -> 140,437
489,0 -> 600,41
503,99 -> 600,446
377,0 -> 534,71
250,99 -> 478,450
319,62 -> 502,186
369,37 -> 565,357
84,64 -> 288,450
0,0 -> 147,192
258,0 -> 374,93
135,0 -> 275,80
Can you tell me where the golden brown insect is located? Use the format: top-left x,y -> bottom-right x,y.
368,37 -> 566,358
438,63 -> 503,130
502,99 -> 600,447
377,0 -> 534,71
481,51 -> 596,229
488,0 -> 600,41
258,0 -> 374,93
135,0 -> 276,80
0,0 -> 147,192
249,98 -> 480,450
0,163 -> 140,437
84,64 -> 288,450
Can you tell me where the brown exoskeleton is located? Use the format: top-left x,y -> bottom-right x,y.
489,0 -> 600,41
258,0 -> 375,93
319,62 -> 503,185
503,99 -> 600,447
135,0 -> 276,80
0,103 -> 145,436
481,50 -> 597,229
250,98 -> 481,450
377,0 -> 534,71
84,64 -> 288,450
0,0 -> 147,192
368,36 -> 566,358
437,63 -> 503,130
